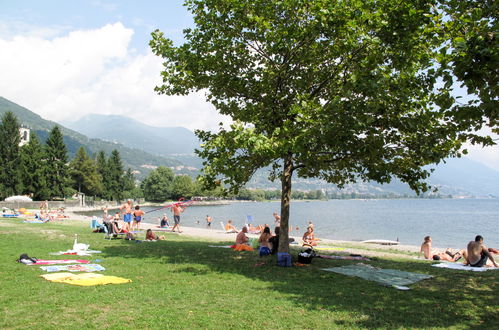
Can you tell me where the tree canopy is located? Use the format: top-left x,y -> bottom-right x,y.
0,111 -> 22,198
151,0 -> 496,253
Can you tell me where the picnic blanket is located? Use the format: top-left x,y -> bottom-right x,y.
322,263 -> 433,289
40,272 -> 131,286
23,220 -> 46,223
432,262 -> 499,272
208,245 -> 232,248
40,264 -> 105,273
29,259 -> 90,265
318,255 -> 371,261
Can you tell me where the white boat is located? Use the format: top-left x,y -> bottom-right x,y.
361,239 -> 399,245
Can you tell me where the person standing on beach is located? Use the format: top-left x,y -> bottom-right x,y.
132,205 -> 145,231
273,212 -> 281,226
120,199 -> 133,232
171,203 -> 185,233
206,215 -> 212,228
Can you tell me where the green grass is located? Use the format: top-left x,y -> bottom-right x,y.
1,219 -> 497,329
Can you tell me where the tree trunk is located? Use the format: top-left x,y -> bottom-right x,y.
278,155 -> 293,254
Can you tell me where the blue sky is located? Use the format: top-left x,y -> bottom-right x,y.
0,0 -> 192,49
0,0 -> 497,170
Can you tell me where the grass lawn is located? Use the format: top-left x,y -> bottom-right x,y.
1,219 -> 497,329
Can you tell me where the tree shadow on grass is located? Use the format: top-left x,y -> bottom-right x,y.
101,239 -> 498,328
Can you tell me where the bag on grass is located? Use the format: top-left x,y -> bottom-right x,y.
17,253 -> 38,265
297,247 -> 316,264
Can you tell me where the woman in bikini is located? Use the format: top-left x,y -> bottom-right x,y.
302,226 -> 317,246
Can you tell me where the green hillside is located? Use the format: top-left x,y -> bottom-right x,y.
0,97 -> 181,178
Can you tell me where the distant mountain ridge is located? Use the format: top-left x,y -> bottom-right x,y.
62,114 -> 201,157
0,96 -> 181,178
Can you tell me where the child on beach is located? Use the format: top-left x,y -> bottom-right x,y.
132,205 -> 145,231
160,214 -> 170,228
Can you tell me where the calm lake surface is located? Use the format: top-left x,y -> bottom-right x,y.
87,199 -> 499,249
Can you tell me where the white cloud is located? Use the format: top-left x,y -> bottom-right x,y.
0,22 -> 229,132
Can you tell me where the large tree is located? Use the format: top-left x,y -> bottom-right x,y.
69,147 -> 103,196
20,132 -> 50,200
107,149 -> 125,201
95,150 -> 111,199
0,111 -> 22,198
141,166 -> 175,202
45,125 -> 69,199
150,0 -> 494,253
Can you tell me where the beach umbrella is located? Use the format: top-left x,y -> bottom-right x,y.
4,195 -> 33,209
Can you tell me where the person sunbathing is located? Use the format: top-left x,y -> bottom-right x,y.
419,236 -> 463,261
465,235 -> 498,268
145,229 -> 164,241
225,220 -> 238,233
302,226 -> 318,246
247,223 -> 261,234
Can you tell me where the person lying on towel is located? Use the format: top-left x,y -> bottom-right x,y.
419,236 -> 464,262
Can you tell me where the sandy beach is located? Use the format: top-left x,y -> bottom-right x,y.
61,207 -> 423,259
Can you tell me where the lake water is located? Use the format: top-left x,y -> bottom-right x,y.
86,199 -> 499,249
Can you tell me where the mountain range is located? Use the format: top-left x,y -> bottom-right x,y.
0,97 -> 182,178
2,96 -> 498,197
62,114 -> 200,157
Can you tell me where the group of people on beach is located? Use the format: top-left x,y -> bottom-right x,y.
230,214 -> 319,255
420,235 -> 498,268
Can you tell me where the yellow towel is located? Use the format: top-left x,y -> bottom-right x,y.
40,273 -> 131,286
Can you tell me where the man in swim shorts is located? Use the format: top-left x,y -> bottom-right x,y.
120,199 -> 133,232
206,215 -> 212,228
171,203 -> 185,233
466,235 -> 498,268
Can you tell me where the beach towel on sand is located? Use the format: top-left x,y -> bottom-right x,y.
40,272 -> 131,286
40,264 -> 105,272
322,264 -> 432,289
432,263 -> 499,272
29,259 -> 90,265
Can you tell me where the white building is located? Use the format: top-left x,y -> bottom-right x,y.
19,126 -> 30,146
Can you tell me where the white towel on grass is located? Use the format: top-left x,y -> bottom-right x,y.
432,262 -> 499,272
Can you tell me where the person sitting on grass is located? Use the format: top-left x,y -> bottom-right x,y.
269,227 -> 295,254
466,235 -> 498,268
225,220 -> 238,233
233,226 -> 253,251
419,236 -> 464,262
302,226 -> 318,246
258,227 -> 272,256
236,226 -> 249,245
